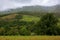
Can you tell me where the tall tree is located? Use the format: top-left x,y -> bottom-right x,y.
33,13 -> 60,35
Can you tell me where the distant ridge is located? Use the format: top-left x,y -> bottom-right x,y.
0,5 -> 60,15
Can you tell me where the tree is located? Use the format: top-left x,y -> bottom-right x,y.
33,13 -> 60,35
19,27 -> 31,36
15,14 -> 23,34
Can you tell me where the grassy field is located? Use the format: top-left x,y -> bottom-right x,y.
21,15 -> 40,22
0,36 -> 60,40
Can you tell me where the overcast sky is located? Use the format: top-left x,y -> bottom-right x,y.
0,0 -> 60,11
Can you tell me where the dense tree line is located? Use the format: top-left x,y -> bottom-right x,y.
0,13 -> 60,36
32,13 -> 60,35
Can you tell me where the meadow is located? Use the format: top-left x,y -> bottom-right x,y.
0,36 -> 60,40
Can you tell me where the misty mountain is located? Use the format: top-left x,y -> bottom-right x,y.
21,5 -> 60,13
0,5 -> 60,15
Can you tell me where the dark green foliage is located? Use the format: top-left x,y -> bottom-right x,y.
0,13 -> 34,36
32,13 -> 60,35
19,27 -> 31,36
0,12 -> 60,36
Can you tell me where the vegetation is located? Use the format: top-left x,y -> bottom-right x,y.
32,13 -> 60,35
0,12 -> 60,36
0,36 -> 60,40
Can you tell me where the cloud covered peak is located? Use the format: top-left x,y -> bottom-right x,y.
0,0 -> 60,11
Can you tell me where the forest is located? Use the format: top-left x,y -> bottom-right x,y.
0,12 -> 60,36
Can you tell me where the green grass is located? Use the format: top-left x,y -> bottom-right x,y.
0,36 -> 60,40
21,15 -> 40,22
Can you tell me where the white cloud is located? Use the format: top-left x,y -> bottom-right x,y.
31,0 -> 59,6
0,0 -> 59,11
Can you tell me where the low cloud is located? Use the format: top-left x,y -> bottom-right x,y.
0,0 -> 60,11
11,0 -> 32,3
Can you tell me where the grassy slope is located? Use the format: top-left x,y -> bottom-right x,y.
21,15 -> 40,22
1,14 -> 40,22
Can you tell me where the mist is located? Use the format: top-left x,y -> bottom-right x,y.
0,0 -> 60,11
